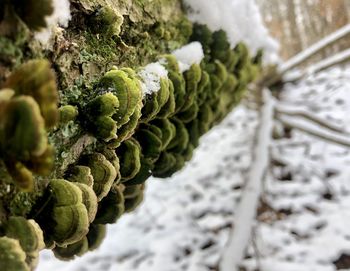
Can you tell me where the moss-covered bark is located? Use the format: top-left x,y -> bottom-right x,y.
0,0 -> 191,216
0,1 -> 263,270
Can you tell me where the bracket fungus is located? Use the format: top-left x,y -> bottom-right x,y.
116,138 -> 142,182
123,184 -> 145,213
97,69 -> 142,129
93,185 -> 125,224
34,179 -> 89,247
0,13 -> 263,268
0,59 -> 58,191
53,237 -> 89,261
4,217 -> 45,269
0,237 -> 30,271
4,59 -> 59,129
80,153 -> 117,201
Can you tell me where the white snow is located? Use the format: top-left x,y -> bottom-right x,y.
183,0 -> 280,63
171,42 -> 204,72
138,62 -> 168,96
35,0 -> 71,44
242,64 -> 350,271
138,42 -> 204,95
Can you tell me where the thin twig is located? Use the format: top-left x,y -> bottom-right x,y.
277,115 -> 350,148
283,48 -> 350,82
279,24 -> 350,74
275,104 -> 347,134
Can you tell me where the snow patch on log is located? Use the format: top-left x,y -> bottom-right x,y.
171,41 -> 204,72
139,41 -> 204,96
183,0 -> 279,63
35,0 -> 71,44
138,63 -> 169,96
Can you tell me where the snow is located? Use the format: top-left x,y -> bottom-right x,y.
138,62 -> 168,96
183,0 -> 280,63
35,0 -> 71,44
171,42 -> 204,72
138,42 -> 203,96
242,64 -> 350,271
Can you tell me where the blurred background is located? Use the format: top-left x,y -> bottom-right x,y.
257,0 -> 350,61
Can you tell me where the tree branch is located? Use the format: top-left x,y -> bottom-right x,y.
275,104 -> 347,134
220,88 -> 275,271
277,115 -> 350,148
279,24 -> 350,74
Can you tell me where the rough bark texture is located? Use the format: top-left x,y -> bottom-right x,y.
0,1 -> 263,269
0,0 -> 191,219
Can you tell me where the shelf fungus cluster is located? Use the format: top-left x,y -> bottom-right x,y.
0,17 -> 262,270
0,59 -> 58,191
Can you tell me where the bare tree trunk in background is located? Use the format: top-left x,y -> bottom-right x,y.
256,0 -> 350,61
286,0 -> 302,56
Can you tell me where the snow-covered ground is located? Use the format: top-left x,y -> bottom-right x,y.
243,65 -> 350,271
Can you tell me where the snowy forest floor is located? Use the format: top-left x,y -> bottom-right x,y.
243,64 -> 350,271
38,63 -> 350,271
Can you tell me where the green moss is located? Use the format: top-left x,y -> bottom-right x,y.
8,192 -> 38,217
0,2 -> 264,268
88,7 -> 123,38
0,36 -> 23,69
59,105 -> 79,124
